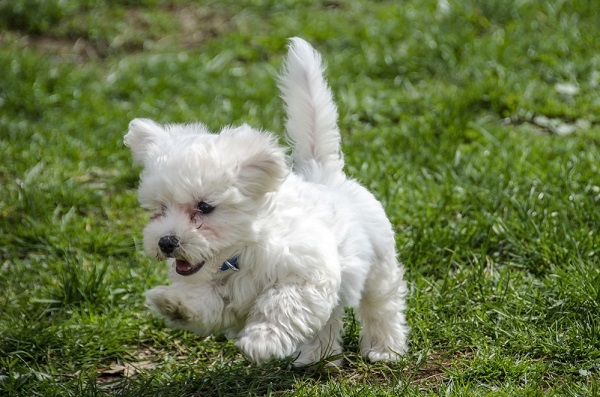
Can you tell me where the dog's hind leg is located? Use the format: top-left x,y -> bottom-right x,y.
356,256 -> 409,361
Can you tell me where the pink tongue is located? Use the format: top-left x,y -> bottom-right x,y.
175,259 -> 193,272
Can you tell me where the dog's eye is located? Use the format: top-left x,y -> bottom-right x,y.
150,212 -> 163,220
149,204 -> 167,220
196,201 -> 215,214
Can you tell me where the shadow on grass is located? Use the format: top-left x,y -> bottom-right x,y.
101,353 -> 422,397
110,359 -> 319,397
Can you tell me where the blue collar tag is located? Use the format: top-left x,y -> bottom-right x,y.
220,257 -> 239,272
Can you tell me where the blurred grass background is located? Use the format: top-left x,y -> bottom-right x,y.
0,0 -> 599,396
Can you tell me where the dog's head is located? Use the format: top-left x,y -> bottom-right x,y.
125,118 -> 288,278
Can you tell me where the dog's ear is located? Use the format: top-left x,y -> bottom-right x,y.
225,126 -> 288,197
124,118 -> 169,165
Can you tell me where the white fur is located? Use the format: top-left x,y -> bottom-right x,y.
125,38 -> 409,365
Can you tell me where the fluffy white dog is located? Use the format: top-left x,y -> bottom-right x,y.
125,38 -> 409,366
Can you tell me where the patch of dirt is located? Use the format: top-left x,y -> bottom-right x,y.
2,33 -> 105,62
174,6 -> 232,49
2,6 -> 233,63
406,352 -> 453,389
95,346 -> 161,385
409,360 -> 447,388
97,360 -> 156,382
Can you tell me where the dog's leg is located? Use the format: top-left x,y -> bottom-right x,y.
145,284 -> 224,335
235,283 -> 337,364
357,258 -> 409,361
292,305 -> 344,367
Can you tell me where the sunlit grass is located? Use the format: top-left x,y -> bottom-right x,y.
1,0 -> 599,395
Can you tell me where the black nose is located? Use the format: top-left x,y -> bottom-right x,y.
158,235 -> 180,256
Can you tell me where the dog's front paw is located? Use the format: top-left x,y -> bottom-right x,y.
145,286 -> 192,323
236,324 -> 295,364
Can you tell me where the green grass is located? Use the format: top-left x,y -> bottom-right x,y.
1,0 -> 599,395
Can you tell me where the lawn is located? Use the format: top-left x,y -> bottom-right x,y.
1,0 -> 599,395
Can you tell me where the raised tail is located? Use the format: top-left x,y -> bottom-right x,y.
278,37 -> 344,183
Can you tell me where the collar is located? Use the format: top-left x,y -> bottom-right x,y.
220,257 -> 239,272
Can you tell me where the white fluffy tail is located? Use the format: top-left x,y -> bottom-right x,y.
278,37 -> 344,183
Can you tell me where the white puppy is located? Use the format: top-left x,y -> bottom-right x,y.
125,38 -> 409,366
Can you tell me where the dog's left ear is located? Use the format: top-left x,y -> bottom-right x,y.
225,126 -> 288,197
124,118 -> 169,165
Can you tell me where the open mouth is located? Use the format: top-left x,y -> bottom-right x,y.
175,259 -> 205,276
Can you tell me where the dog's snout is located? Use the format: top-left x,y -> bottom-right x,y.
158,235 -> 180,256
